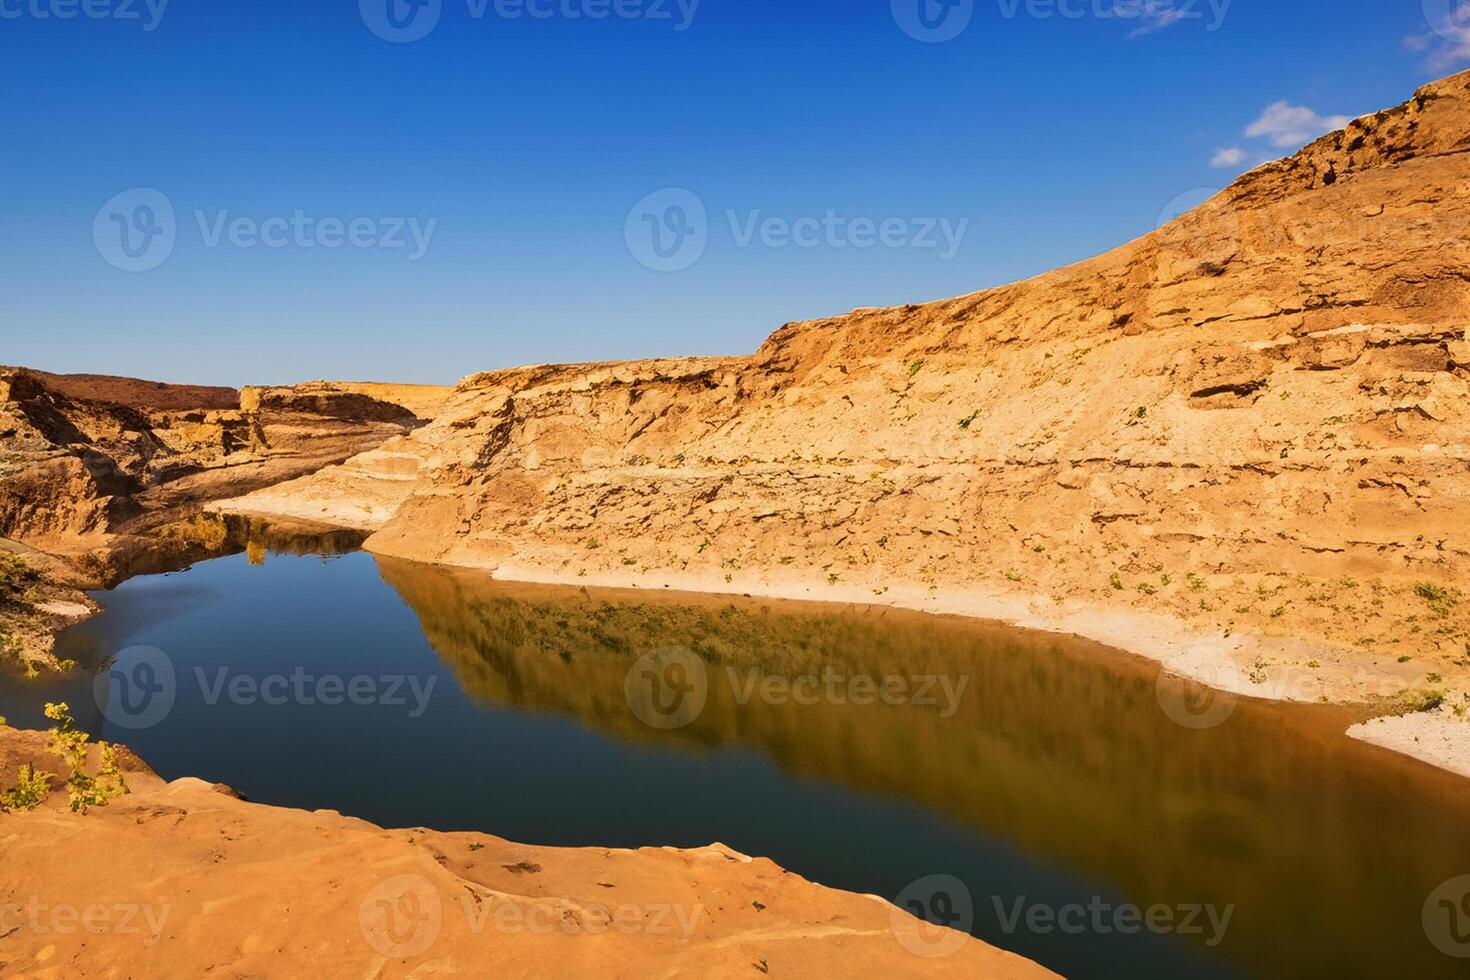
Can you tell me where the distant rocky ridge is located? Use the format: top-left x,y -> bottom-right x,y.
0,368 -> 451,667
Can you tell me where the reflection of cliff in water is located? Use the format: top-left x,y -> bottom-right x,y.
376,556 -> 1470,980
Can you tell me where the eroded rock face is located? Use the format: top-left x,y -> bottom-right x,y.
219,72 -> 1470,669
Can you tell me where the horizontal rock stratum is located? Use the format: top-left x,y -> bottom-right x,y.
217,71 -> 1470,714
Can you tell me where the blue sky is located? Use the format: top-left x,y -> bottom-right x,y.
1,0 -> 1461,386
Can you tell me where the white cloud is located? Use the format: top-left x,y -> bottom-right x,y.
1128,6 -> 1186,37
1407,2 -> 1470,70
1210,147 -> 1247,168
1244,101 -> 1351,148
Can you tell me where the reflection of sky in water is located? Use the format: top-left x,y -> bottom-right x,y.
3,549 -> 1468,979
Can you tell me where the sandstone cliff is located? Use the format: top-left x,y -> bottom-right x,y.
217,72 -> 1470,710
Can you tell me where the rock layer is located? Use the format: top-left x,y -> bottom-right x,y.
220,72 -> 1470,705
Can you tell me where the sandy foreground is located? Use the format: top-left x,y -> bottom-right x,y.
0,729 -> 1056,979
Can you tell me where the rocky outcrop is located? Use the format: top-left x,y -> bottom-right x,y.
240,380 -> 452,424
0,369 -> 451,561
0,371 -> 453,669
0,725 -> 1051,979
215,73 -> 1470,709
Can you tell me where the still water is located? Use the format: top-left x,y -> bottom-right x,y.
3,541 -> 1469,979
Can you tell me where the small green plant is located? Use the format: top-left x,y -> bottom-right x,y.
1,763 -> 53,812
1137,582 -> 1157,596
958,410 -> 979,430
1271,606 -> 1286,619
1427,672 -> 1443,684
907,360 -> 925,379
778,556 -> 794,565
1005,570 -> 1022,583
1110,573 -> 1124,591
827,573 -> 840,586
876,536 -> 889,549
1131,406 -> 1147,420
585,539 -> 601,550
1398,655 -> 1413,663
1187,573 -> 1208,592
0,553 -> 40,601
1306,660 -> 1321,669
1032,545 -> 1045,554
43,703 -> 128,814
697,539 -> 711,554
1403,689 -> 1446,713
1414,582 -> 1460,618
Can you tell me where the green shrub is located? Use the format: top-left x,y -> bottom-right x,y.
0,554 -> 39,601
1,764 -> 53,812
43,702 -> 128,814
